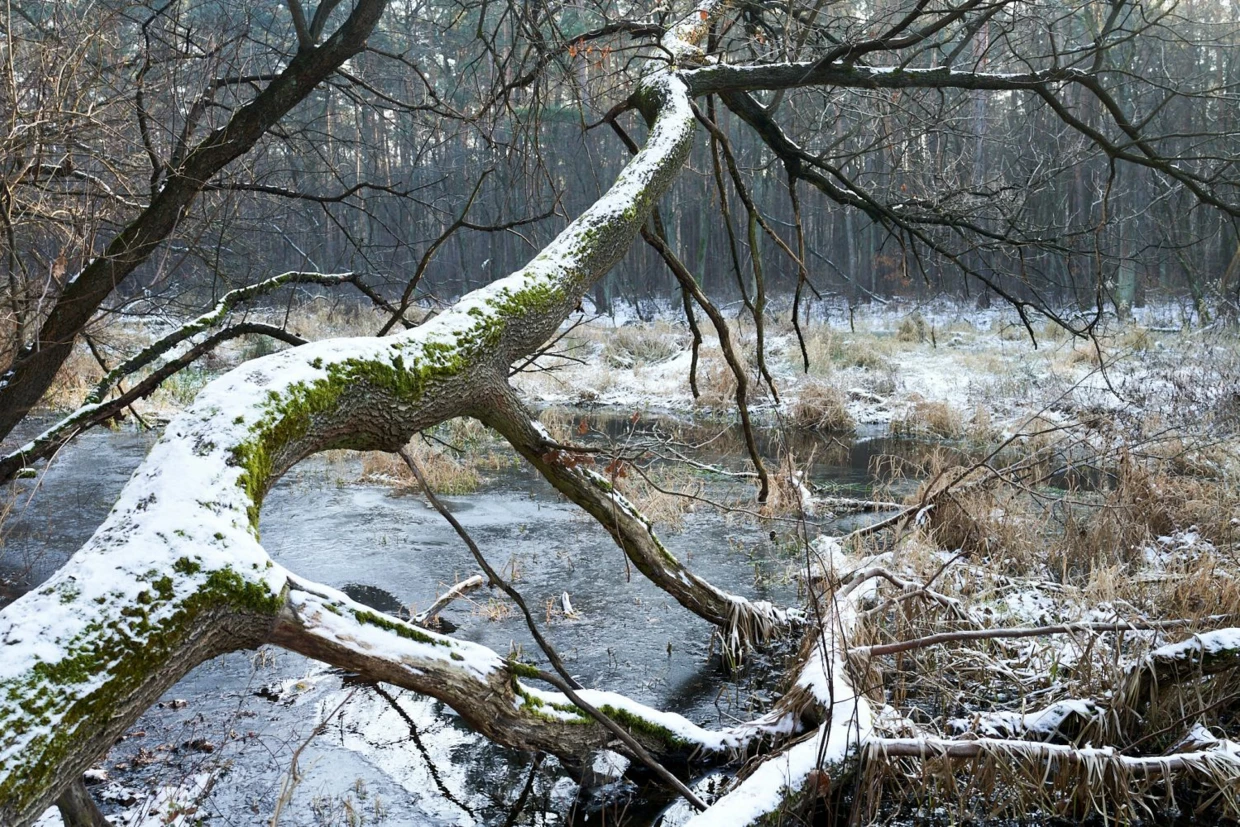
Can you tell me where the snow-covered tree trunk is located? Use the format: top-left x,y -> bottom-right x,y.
0,25 -> 712,821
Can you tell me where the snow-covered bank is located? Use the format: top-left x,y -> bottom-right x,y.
513,298 -> 1240,437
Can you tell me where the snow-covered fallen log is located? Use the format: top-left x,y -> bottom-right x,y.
681,541 -> 880,826
0,9 -> 743,821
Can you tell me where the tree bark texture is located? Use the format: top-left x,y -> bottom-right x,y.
0,25 -> 708,823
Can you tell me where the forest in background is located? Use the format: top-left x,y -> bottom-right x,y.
4,0 -> 1240,357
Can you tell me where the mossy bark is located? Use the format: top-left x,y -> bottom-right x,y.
0,63 -> 700,827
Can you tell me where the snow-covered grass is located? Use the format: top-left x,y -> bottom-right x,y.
35,772 -> 216,827
22,296 -> 1240,459
511,298 -> 1240,444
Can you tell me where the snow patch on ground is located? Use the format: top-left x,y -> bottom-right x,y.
512,298 -> 1210,435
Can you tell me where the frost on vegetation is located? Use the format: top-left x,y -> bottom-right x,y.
35,772 -> 217,827
948,699 -> 1103,741
1148,627 -> 1240,666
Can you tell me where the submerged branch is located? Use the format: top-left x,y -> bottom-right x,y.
412,574 -> 485,626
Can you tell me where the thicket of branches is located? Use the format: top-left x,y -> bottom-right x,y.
3,0 -> 1239,360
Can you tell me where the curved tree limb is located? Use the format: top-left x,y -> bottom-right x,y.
478,383 -> 797,654
85,272 -> 361,407
270,578 -> 743,764
0,10 -> 713,820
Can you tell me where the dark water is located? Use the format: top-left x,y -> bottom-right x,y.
1,414 -> 902,826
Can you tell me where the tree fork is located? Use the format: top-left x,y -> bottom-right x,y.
0,20 -> 709,820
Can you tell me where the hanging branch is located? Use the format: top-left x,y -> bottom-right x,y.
398,447 -> 581,689
696,100 -> 810,400
639,220 -> 773,504
786,172 -> 813,373
609,117 -> 772,503
401,448 -> 707,812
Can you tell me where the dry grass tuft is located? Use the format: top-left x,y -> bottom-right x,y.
1067,450 -> 1240,569
803,327 -> 899,375
891,396 -> 964,439
694,357 -> 738,410
1109,324 -> 1152,353
787,379 -> 854,432
536,407 -> 578,443
1039,318 -> 1075,342
282,299 -> 397,340
1064,339 -> 1103,367
615,463 -> 704,532
908,463 -> 1047,569
759,453 -> 817,519
693,354 -> 771,411
895,312 -> 929,343
358,438 -> 482,495
600,322 -> 682,368
43,343 -> 105,410
474,597 -> 515,622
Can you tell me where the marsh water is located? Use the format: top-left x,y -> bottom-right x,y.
1,413 -> 920,826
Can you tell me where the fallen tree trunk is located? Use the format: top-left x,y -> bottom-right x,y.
0,7 -> 812,822
0,32 -> 700,827
270,578 -> 762,764
868,734 -> 1240,776
863,734 -> 1240,822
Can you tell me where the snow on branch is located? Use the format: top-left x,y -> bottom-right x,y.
682,540 -> 878,826
271,578 -> 762,761
0,43 -> 703,825
683,62 -> 1086,97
